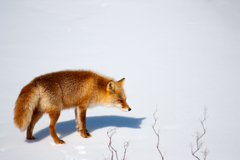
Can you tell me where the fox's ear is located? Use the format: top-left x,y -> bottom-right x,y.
118,78 -> 125,87
107,80 -> 117,94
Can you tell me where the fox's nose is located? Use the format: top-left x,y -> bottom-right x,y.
128,108 -> 131,111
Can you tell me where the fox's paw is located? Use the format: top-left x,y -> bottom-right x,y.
80,130 -> 91,138
59,139 -> 65,144
86,131 -> 91,137
55,139 -> 65,144
26,136 -> 35,140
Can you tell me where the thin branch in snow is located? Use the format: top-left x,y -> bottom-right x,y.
106,128 -> 130,160
107,128 -> 118,160
152,108 -> 165,160
122,141 -> 130,160
191,107 -> 209,160
202,148 -> 209,160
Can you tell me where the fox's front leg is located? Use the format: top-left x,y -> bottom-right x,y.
75,107 -> 82,132
76,107 -> 91,138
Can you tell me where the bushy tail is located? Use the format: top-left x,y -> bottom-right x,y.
14,82 -> 39,131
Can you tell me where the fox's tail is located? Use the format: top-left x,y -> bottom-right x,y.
14,81 -> 39,131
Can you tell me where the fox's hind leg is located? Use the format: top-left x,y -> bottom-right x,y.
49,111 -> 65,144
26,108 -> 43,140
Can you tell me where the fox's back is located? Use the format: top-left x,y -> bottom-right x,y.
35,70 -> 97,87
33,70 -> 111,107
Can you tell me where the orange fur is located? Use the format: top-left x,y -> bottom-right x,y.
14,70 -> 130,144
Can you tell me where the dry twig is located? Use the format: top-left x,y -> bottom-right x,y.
191,107 -> 209,160
152,108 -> 165,160
106,128 -> 130,160
107,128 -> 118,160
122,141 -> 130,160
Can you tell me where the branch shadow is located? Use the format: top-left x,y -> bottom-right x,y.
26,116 -> 145,143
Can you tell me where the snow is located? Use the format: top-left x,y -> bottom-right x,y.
1,0 -> 240,159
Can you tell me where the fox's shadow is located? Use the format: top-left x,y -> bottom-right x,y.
27,116 -> 145,143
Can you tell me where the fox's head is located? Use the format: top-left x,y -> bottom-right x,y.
105,78 -> 131,112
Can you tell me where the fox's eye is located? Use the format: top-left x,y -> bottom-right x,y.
118,100 -> 123,103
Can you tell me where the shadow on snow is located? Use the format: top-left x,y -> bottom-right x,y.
26,115 -> 145,143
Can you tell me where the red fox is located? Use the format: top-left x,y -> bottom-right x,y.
14,70 -> 131,144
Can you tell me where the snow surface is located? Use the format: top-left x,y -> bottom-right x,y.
1,0 -> 240,159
